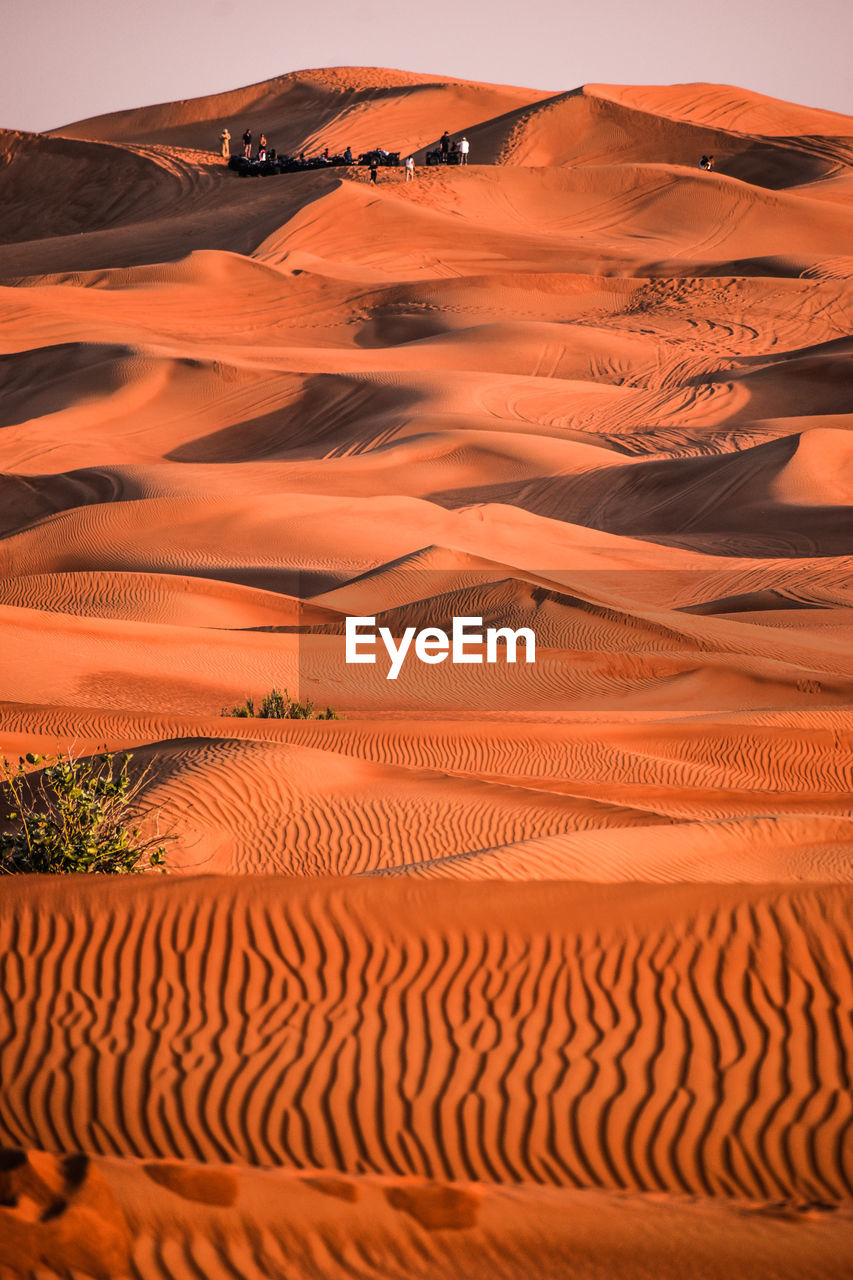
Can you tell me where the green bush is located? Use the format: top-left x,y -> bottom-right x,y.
0,750 -> 172,875
222,687 -> 341,720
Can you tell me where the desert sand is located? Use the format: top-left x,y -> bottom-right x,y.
0,66 -> 851,1277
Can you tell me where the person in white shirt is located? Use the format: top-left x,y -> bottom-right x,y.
405,155 -> 415,181
459,136 -> 470,165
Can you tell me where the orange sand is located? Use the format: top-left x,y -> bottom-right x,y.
0,67 -> 851,1278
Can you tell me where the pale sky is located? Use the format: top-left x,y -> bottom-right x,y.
4,0 -> 851,132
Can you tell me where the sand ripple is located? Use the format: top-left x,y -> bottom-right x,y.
1,878 -> 851,1205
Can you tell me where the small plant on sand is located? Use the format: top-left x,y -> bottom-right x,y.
222,687 -> 341,720
0,750 -> 172,875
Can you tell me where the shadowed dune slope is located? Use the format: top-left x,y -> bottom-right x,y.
0,139 -> 340,278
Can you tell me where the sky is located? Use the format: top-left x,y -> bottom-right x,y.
3,0 -> 852,132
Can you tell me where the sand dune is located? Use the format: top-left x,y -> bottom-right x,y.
4,1147 -> 851,1280
1,63 -> 852,1278
591,82 -> 853,137
0,570 -> 337,628
129,736 -> 668,874
1,878 -> 851,1203
52,66 -> 553,157
469,86 -> 853,192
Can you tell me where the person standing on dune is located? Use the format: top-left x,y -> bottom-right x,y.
219,128 -> 231,160
459,135 -> 469,165
404,155 -> 415,181
242,128 -> 252,158
440,130 -> 451,162
369,157 -> 379,184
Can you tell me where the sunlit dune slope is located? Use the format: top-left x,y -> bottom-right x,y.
469,86 -> 853,190
125,729 -> 853,881
128,735 -> 670,875
4,1145 -> 851,1280
2,704 -> 851,881
591,82 -> 853,137
50,65 -> 552,156
1,877 -> 851,1207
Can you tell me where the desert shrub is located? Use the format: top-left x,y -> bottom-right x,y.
226,697 -> 256,718
0,750 -> 171,875
222,687 -> 341,720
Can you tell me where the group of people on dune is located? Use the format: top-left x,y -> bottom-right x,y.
219,126 -> 723,178
367,152 -> 416,182
234,128 -> 270,160
219,128 -> 278,160
438,131 -> 470,163
217,125 -> 470,178
364,130 -> 471,182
